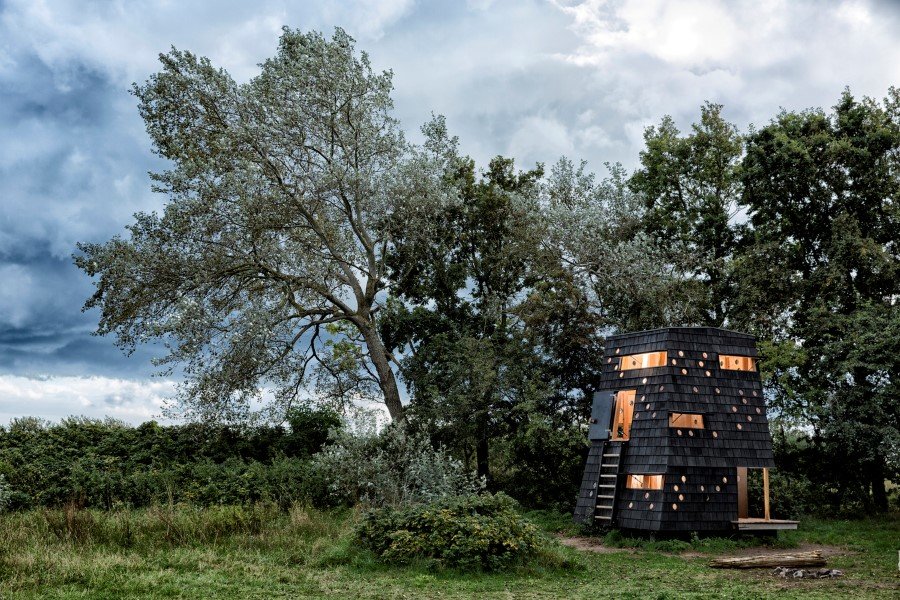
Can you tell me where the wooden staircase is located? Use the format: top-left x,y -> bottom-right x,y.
593,441 -> 624,524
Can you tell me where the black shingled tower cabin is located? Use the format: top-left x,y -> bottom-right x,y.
573,327 -> 798,532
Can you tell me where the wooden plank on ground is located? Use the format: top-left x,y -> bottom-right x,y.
709,551 -> 826,569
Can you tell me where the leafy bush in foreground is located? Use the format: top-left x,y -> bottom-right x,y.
356,493 -> 541,570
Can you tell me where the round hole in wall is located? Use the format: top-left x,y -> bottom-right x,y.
673,485 -> 679,492
752,390 -> 758,397
672,503 -> 678,510
716,485 -> 721,492
705,371 -> 711,377
715,388 -> 721,394
742,398 -> 748,404
705,495 -> 710,502
619,372 -> 624,378
652,412 -> 657,418
644,492 -> 650,499
756,407 -> 762,414
640,395 -> 646,401
702,352 -> 708,359
607,357 -> 612,363
615,348 -> 620,354
681,368 -> 687,375
698,361 -> 705,367
671,359 -> 677,365
642,377 -> 648,384
645,403 -> 651,410
681,475 -> 687,483
737,424 -> 743,430
700,485 -> 705,491
747,415 -> 753,422
628,502 -> 634,508
731,406 -> 738,412
712,431 -> 718,438
739,389 -> 745,396
659,385 -> 665,392
678,494 -> 684,501
723,477 -> 728,484
649,503 -> 655,509
677,429 -> 682,436
678,350 -> 684,357
688,430 -> 694,437
692,386 -> 699,393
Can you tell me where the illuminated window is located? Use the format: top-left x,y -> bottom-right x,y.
619,351 -> 668,371
669,413 -> 705,429
719,355 -> 757,371
625,474 -> 664,490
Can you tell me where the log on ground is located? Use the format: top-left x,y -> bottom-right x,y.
708,551 -> 826,569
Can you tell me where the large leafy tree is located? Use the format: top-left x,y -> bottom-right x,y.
629,103 -> 743,326
736,90 -> 900,510
76,28 -> 448,422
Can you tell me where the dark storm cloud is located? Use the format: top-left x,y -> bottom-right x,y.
0,0 -> 898,422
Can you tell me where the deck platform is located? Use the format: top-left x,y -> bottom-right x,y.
732,518 -> 798,531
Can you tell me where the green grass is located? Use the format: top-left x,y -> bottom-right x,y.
0,504 -> 897,598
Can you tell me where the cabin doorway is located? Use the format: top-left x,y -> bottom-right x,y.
611,390 -> 636,441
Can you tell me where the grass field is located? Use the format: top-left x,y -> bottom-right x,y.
0,504 -> 897,599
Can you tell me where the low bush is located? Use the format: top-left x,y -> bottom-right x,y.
356,493 -> 542,570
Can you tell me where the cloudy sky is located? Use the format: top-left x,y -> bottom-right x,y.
1,0 -> 898,424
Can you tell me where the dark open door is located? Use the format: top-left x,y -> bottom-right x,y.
588,391 -> 615,441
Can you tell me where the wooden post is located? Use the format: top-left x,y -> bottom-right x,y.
763,468 -> 771,521
737,467 -> 748,519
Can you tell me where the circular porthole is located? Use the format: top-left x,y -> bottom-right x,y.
698,361 -> 705,368
681,368 -> 688,375
659,385 -> 665,392
606,357 -> 612,363
681,475 -> 687,483
619,373 -> 624,378
731,406 -> 738,412
742,398 -> 748,404
640,395 -> 646,401
739,390 -> 745,396
672,503 -> 678,510
677,429 -> 682,436
737,424 -> 743,430
628,502 -> 634,508
752,390 -> 758,397
722,477 -> 728,484
671,359 -> 677,365
700,485 -> 705,492
644,492 -> 650,499
747,415 -> 753,422
673,485 -> 679,492
692,386 -> 699,393
649,503 -> 655,510
716,485 -> 721,492
702,352 -> 708,359
678,494 -> 684,501
642,377 -> 648,384
645,403 -> 651,410
712,431 -> 718,438
688,430 -> 694,437
652,412 -> 657,418
715,388 -> 720,394
756,407 -> 762,414
678,350 -> 684,357
705,370 -> 711,377
615,348 -> 620,354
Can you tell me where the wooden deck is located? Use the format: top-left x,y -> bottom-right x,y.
732,518 -> 798,531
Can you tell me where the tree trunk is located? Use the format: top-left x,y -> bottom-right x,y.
359,323 -> 405,421
870,459 -> 888,512
475,407 -> 491,484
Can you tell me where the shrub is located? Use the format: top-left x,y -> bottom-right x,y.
312,424 -> 484,507
0,474 -> 10,512
356,493 -> 542,570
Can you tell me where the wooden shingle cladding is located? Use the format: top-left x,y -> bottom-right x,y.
575,327 -> 776,532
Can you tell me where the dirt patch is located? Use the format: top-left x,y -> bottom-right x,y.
555,534 -> 634,554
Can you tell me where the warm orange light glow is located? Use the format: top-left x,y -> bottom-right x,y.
625,474 -> 664,490
619,351 -> 668,371
611,390 -> 636,441
669,413 -> 705,429
719,355 -> 757,371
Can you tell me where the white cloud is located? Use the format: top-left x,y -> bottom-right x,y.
0,375 -> 178,424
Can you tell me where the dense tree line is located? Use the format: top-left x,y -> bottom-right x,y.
77,29 -> 899,514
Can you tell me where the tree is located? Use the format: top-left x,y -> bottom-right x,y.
629,103 -> 743,326
546,158 -> 699,331
736,89 -> 900,511
76,28 -> 449,422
